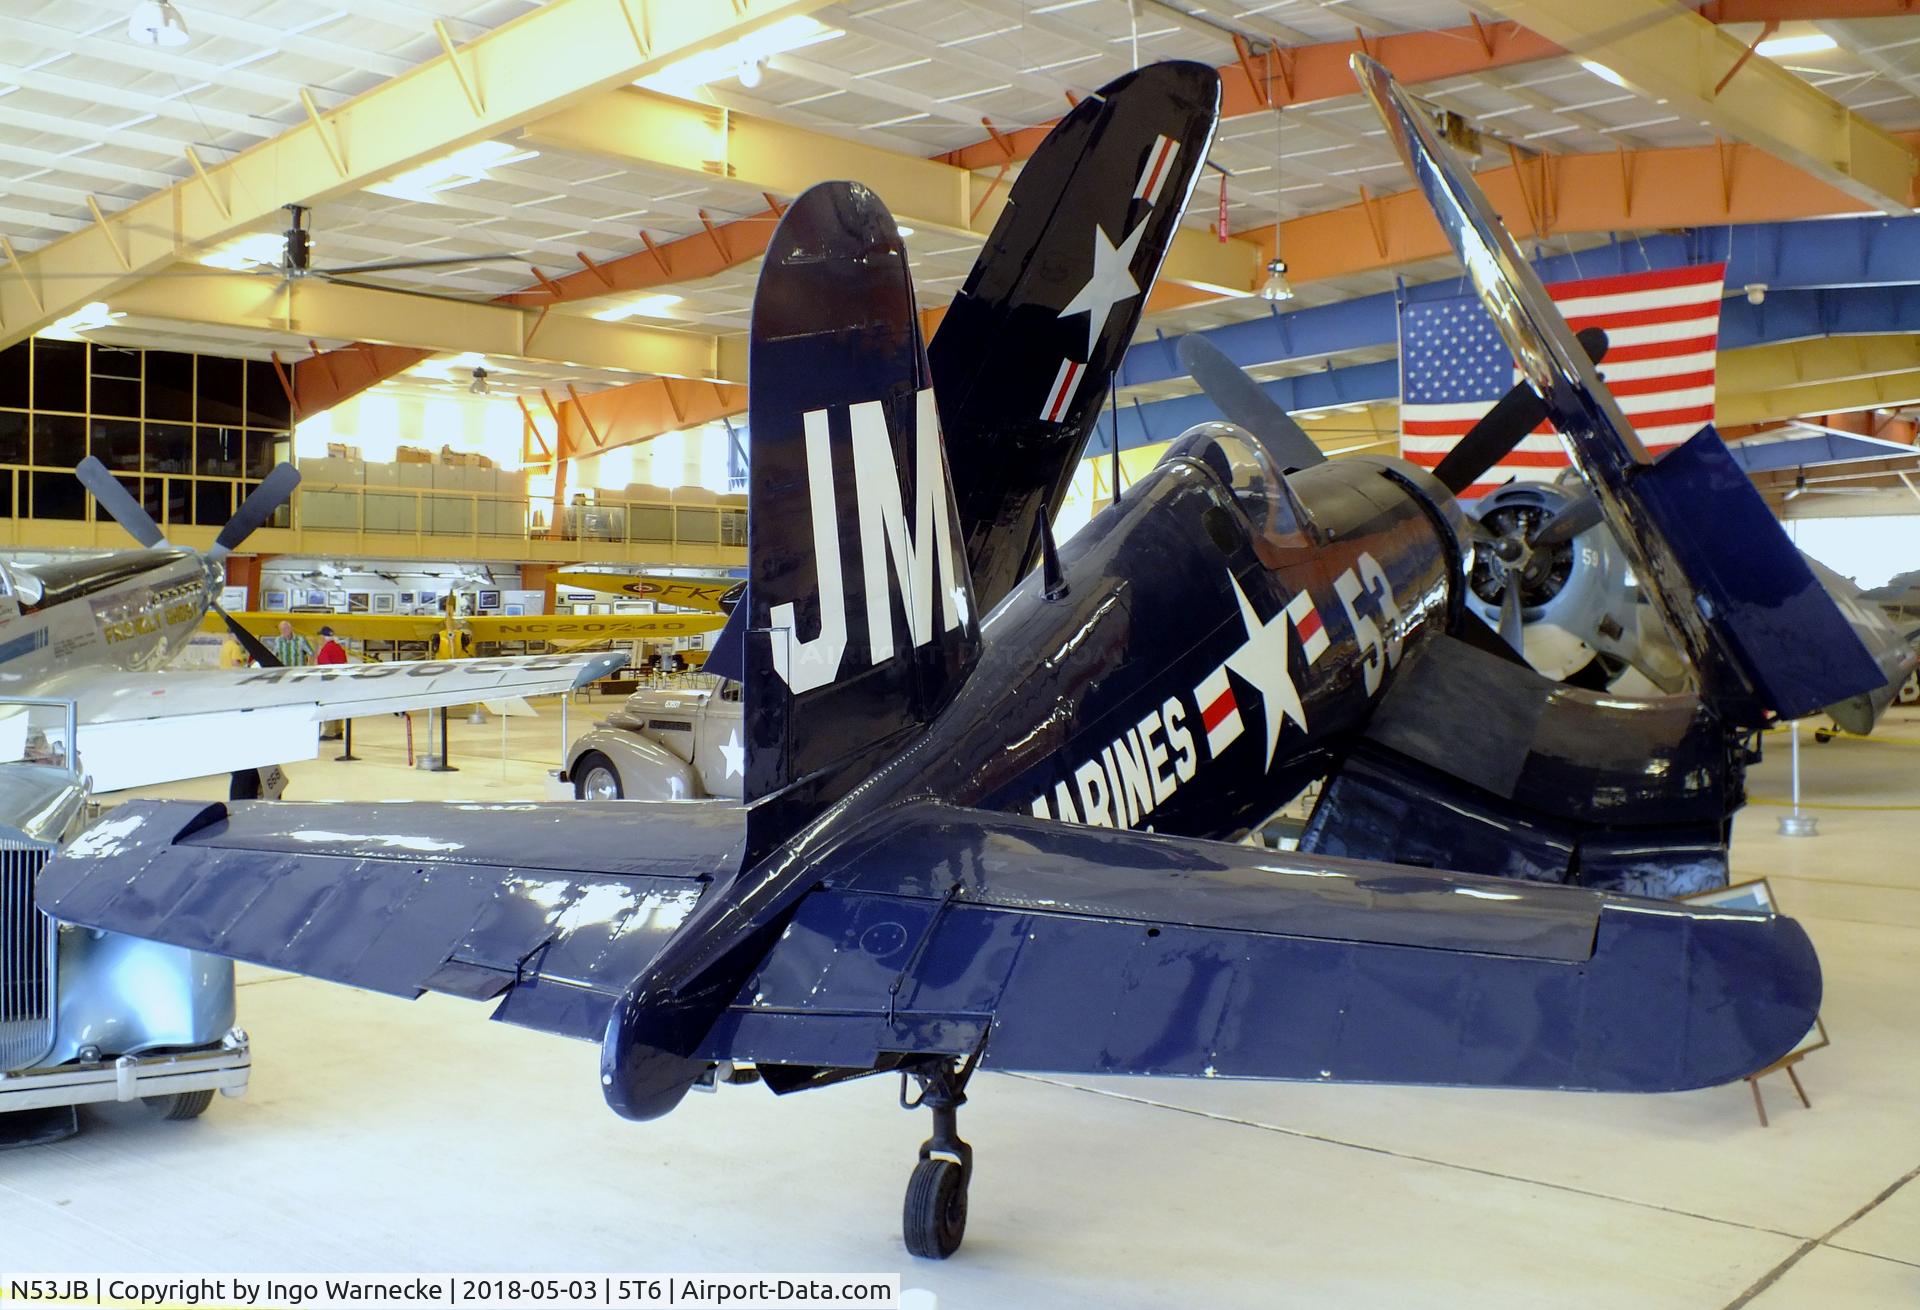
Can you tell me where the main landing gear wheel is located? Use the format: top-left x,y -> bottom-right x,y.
899,1052 -> 980,1259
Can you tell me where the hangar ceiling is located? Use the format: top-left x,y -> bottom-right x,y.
5,0 -> 1920,475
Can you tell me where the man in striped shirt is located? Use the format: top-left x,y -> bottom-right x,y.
270,619 -> 314,668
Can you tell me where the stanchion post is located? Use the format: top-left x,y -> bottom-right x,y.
1778,719 -> 1818,837
336,717 -> 359,762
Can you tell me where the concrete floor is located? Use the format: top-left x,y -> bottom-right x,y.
2,695 -> 1916,1308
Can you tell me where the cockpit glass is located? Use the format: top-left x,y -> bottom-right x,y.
1164,422 -> 1300,559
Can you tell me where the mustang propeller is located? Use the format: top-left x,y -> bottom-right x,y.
76,456 -> 301,669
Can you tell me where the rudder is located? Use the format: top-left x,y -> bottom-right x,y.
743,182 -> 981,862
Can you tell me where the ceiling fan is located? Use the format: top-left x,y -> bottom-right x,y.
1783,469 -> 1884,501
259,204 -> 529,286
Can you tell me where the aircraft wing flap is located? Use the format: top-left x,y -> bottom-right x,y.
700,802 -> 1820,1093
39,800 -> 730,1034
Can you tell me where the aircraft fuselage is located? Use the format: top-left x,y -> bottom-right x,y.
0,548 -> 216,695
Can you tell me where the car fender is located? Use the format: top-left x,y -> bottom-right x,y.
568,726 -> 703,800
49,927 -> 236,1062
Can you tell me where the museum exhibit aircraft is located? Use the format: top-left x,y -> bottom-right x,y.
552,566 -> 744,614
38,61 -> 1864,1261
2,458 -> 625,793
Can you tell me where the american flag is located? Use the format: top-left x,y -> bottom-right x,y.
1398,263 -> 1727,499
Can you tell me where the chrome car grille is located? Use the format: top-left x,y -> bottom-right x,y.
0,840 -> 54,1073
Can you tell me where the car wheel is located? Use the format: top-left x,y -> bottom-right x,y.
145,1089 -> 215,1121
574,752 -> 624,800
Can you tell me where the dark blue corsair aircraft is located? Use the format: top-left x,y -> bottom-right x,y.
39,58 -> 1882,1259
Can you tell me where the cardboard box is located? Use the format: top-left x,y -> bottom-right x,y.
397,445 -> 433,464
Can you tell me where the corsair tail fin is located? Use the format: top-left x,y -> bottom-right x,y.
1356,55 -> 1884,724
742,182 -> 981,863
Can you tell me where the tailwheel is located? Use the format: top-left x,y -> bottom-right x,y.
899,1052 -> 979,1260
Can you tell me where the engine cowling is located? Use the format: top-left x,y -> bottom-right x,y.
1463,481 -> 1645,683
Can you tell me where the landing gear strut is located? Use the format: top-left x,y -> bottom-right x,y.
899,1053 -> 978,1259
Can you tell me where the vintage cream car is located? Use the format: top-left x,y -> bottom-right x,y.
555,679 -> 744,801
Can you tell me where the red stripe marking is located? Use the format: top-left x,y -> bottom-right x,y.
1546,262 -> 1726,300
1403,419 -> 1487,436
1600,333 -> 1718,363
1201,690 -> 1235,733
1142,137 -> 1173,200
1296,609 -> 1322,639
1602,368 -> 1716,398
1565,301 -> 1720,331
1623,402 -> 1714,429
1045,361 -> 1081,422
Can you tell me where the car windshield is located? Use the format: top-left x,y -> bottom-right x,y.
1164,422 -> 1301,562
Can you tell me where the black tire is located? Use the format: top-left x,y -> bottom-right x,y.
145,1089 -> 215,1121
573,752 -> 624,800
903,1158 -> 967,1259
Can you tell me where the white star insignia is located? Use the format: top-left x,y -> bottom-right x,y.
1224,573 -> 1307,772
720,727 -> 745,780
1058,219 -> 1147,358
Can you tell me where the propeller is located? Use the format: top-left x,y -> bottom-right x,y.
1525,490 -> 1604,548
75,455 -> 299,668
212,462 -> 302,558
74,457 -> 164,548
1177,335 -> 1327,470
1430,326 -> 1611,497
1498,572 -> 1525,652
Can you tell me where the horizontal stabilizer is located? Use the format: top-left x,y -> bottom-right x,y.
38,799 -> 741,1041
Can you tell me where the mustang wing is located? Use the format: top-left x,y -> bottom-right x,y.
41,651 -> 625,792
41,798 -> 1820,1094
38,798 -> 743,1040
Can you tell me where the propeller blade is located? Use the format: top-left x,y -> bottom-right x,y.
75,456 -> 165,547
211,462 -> 302,558
211,602 -> 283,669
1430,326 -> 1610,498
1498,576 -> 1525,653
1527,491 -> 1604,548
1177,335 -> 1327,470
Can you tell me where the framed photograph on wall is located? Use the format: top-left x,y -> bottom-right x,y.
262,589 -> 287,611
504,603 -> 525,616
478,589 -> 502,611
347,592 -> 370,614
399,592 -> 416,605
305,590 -> 327,608
417,589 -> 437,607
371,593 -> 396,614
327,591 -> 348,611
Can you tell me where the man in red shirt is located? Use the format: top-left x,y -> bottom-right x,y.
315,626 -> 347,666
316,626 -> 348,739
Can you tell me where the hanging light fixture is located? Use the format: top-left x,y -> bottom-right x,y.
127,0 -> 191,48
1261,99 -> 1295,302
